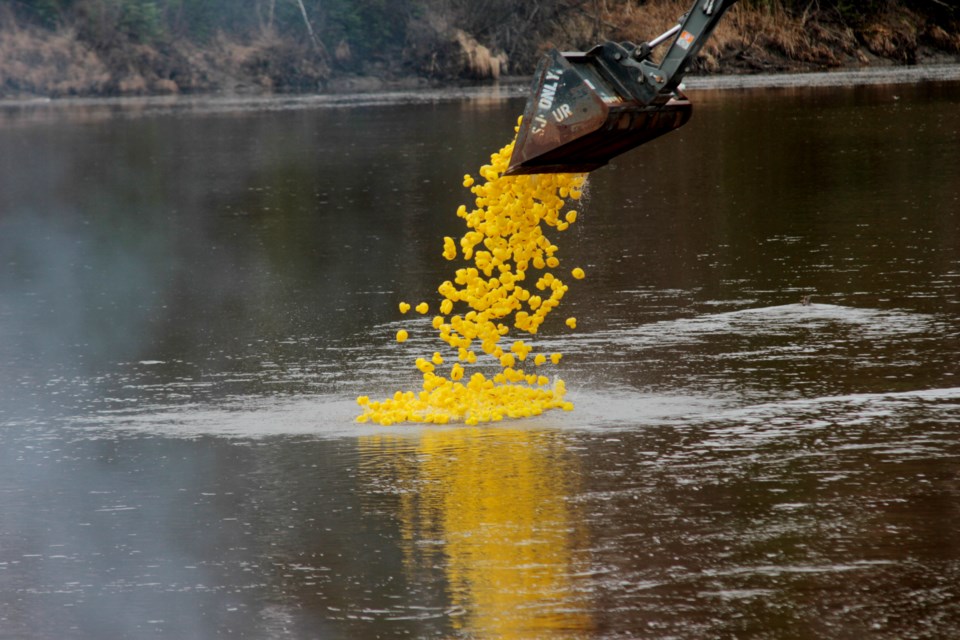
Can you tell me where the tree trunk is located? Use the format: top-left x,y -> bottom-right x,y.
294,0 -> 326,55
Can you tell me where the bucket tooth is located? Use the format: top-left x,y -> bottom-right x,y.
505,48 -> 692,176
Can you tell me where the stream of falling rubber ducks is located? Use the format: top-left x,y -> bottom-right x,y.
356,120 -> 587,426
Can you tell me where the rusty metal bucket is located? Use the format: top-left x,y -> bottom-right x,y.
505,48 -> 692,176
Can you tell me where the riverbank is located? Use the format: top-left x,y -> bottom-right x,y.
1,1 -> 959,100
5,63 -> 960,131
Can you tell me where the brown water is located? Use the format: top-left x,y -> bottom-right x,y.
1,75 -> 959,638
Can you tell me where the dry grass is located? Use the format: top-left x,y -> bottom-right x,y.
596,0 -> 959,72
594,0 -> 859,71
0,7 -> 330,99
404,10 -> 511,81
924,23 -> 960,54
453,29 -> 508,79
228,30 -> 330,90
711,3 -> 858,69
544,0 -> 960,73
503,2 -> 828,76
0,10 -> 111,97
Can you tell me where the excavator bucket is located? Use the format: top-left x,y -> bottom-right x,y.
505,48 -> 691,175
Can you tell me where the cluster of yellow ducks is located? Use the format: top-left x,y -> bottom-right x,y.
357,118 -> 587,426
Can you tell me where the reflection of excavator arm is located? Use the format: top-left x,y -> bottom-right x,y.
505,0 -> 740,175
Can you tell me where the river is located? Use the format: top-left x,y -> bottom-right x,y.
1,70 -> 959,638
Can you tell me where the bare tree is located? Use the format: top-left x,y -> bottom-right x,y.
294,0 -> 326,55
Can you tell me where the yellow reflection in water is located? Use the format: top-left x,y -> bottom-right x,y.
359,427 -> 592,638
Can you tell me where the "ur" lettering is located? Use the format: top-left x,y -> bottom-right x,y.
552,103 -> 573,122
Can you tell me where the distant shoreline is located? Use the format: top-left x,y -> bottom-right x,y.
682,62 -> 960,90
5,59 -> 960,106
3,63 -> 960,124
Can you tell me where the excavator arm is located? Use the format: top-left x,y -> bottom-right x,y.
505,0 -> 740,175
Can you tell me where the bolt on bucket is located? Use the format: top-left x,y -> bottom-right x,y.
505,48 -> 692,176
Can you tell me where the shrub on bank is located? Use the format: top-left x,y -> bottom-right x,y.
1,0 -> 958,98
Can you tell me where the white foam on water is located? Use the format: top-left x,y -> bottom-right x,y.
578,303 -> 936,352
64,303 -> 956,440
66,382 -> 960,442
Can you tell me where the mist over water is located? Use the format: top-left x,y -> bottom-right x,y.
1,76 -> 959,638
